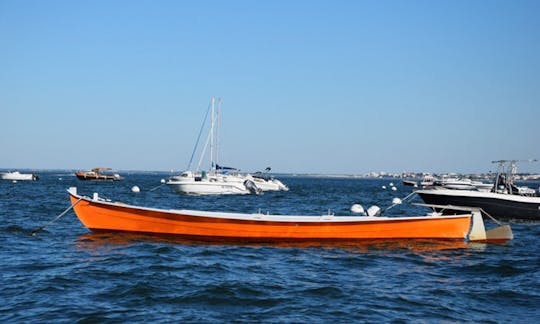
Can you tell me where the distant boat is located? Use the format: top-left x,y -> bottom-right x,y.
250,168 -> 289,191
402,180 -> 418,187
68,187 -> 512,243
166,98 -> 287,195
433,177 -> 493,192
166,98 -> 257,195
420,174 -> 493,192
75,167 -> 123,181
0,171 -> 38,181
416,160 -> 540,220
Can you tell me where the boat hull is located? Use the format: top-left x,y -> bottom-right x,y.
69,191 -> 473,241
417,189 -> 540,220
75,173 -> 123,181
252,178 -> 289,191
1,172 -> 37,180
166,181 -> 250,195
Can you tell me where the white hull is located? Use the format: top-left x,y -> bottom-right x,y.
167,180 -> 250,195
0,171 -> 37,181
235,174 -> 289,191
252,178 -> 288,191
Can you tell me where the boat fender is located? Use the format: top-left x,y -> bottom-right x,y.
367,205 -> 381,217
350,204 -> 365,215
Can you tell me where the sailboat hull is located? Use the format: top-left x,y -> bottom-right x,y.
166,181 -> 250,195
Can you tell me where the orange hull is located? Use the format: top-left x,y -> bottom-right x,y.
69,190 -> 473,242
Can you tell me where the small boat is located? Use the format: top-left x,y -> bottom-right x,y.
420,175 -> 492,191
75,167 -> 123,181
166,98 -> 287,195
433,177 -> 493,192
417,160 -> 540,220
0,171 -> 38,181
249,168 -> 289,191
67,187 -> 511,243
402,180 -> 418,187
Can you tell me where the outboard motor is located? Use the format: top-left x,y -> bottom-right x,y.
244,180 -> 262,195
367,205 -> 381,217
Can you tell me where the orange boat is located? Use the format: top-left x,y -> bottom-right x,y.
67,187 -> 512,243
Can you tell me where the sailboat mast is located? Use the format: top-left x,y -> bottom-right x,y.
216,98 -> 221,169
210,97 -> 215,173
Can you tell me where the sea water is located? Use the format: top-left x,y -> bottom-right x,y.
1,172 -> 538,322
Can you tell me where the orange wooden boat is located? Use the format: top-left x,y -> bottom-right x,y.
67,187 -> 512,243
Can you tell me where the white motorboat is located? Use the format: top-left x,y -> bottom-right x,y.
421,174 -> 493,192
233,168 -> 289,191
0,171 -> 39,181
434,177 -> 493,192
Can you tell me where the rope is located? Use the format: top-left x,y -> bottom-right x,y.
479,208 -> 503,226
149,183 -> 166,192
187,102 -> 212,170
383,191 -> 418,213
401,191 -> 417,202
31,197 -> 83,236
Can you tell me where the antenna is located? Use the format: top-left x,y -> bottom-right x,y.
491,159 -> 537,195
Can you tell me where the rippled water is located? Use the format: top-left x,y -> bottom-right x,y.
1,172 -> 538,322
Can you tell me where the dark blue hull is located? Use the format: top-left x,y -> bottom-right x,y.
417,191 -> 540,220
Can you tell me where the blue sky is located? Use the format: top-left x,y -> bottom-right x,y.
1,0 -> 539,173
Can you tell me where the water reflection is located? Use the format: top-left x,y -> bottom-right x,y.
75,231 -> 473,254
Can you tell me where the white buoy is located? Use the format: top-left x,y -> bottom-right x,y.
382,185 -> 387,189
58,178 -> 63,181
350,204 -> 365,214
12,180 -> 17,183
389,182 -> 394,186
392,197 -> 402,204
131,186 -> 140,193
160,179 -> 166,184
391,186 -> 397,191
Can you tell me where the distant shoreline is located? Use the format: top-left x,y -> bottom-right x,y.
2,168 -> 540,182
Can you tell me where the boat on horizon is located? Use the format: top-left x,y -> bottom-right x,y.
420,174 -> 493,191
67,187 -> 511,243
75,167 -> 124,181
0,171 -> 39,181
416,160 -> 540,220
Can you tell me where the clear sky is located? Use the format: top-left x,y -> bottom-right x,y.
1,0 -> 539,174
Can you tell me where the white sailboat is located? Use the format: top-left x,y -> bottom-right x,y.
166,98 -> 268,195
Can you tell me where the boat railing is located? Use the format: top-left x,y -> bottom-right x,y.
412,203 -> 481,213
